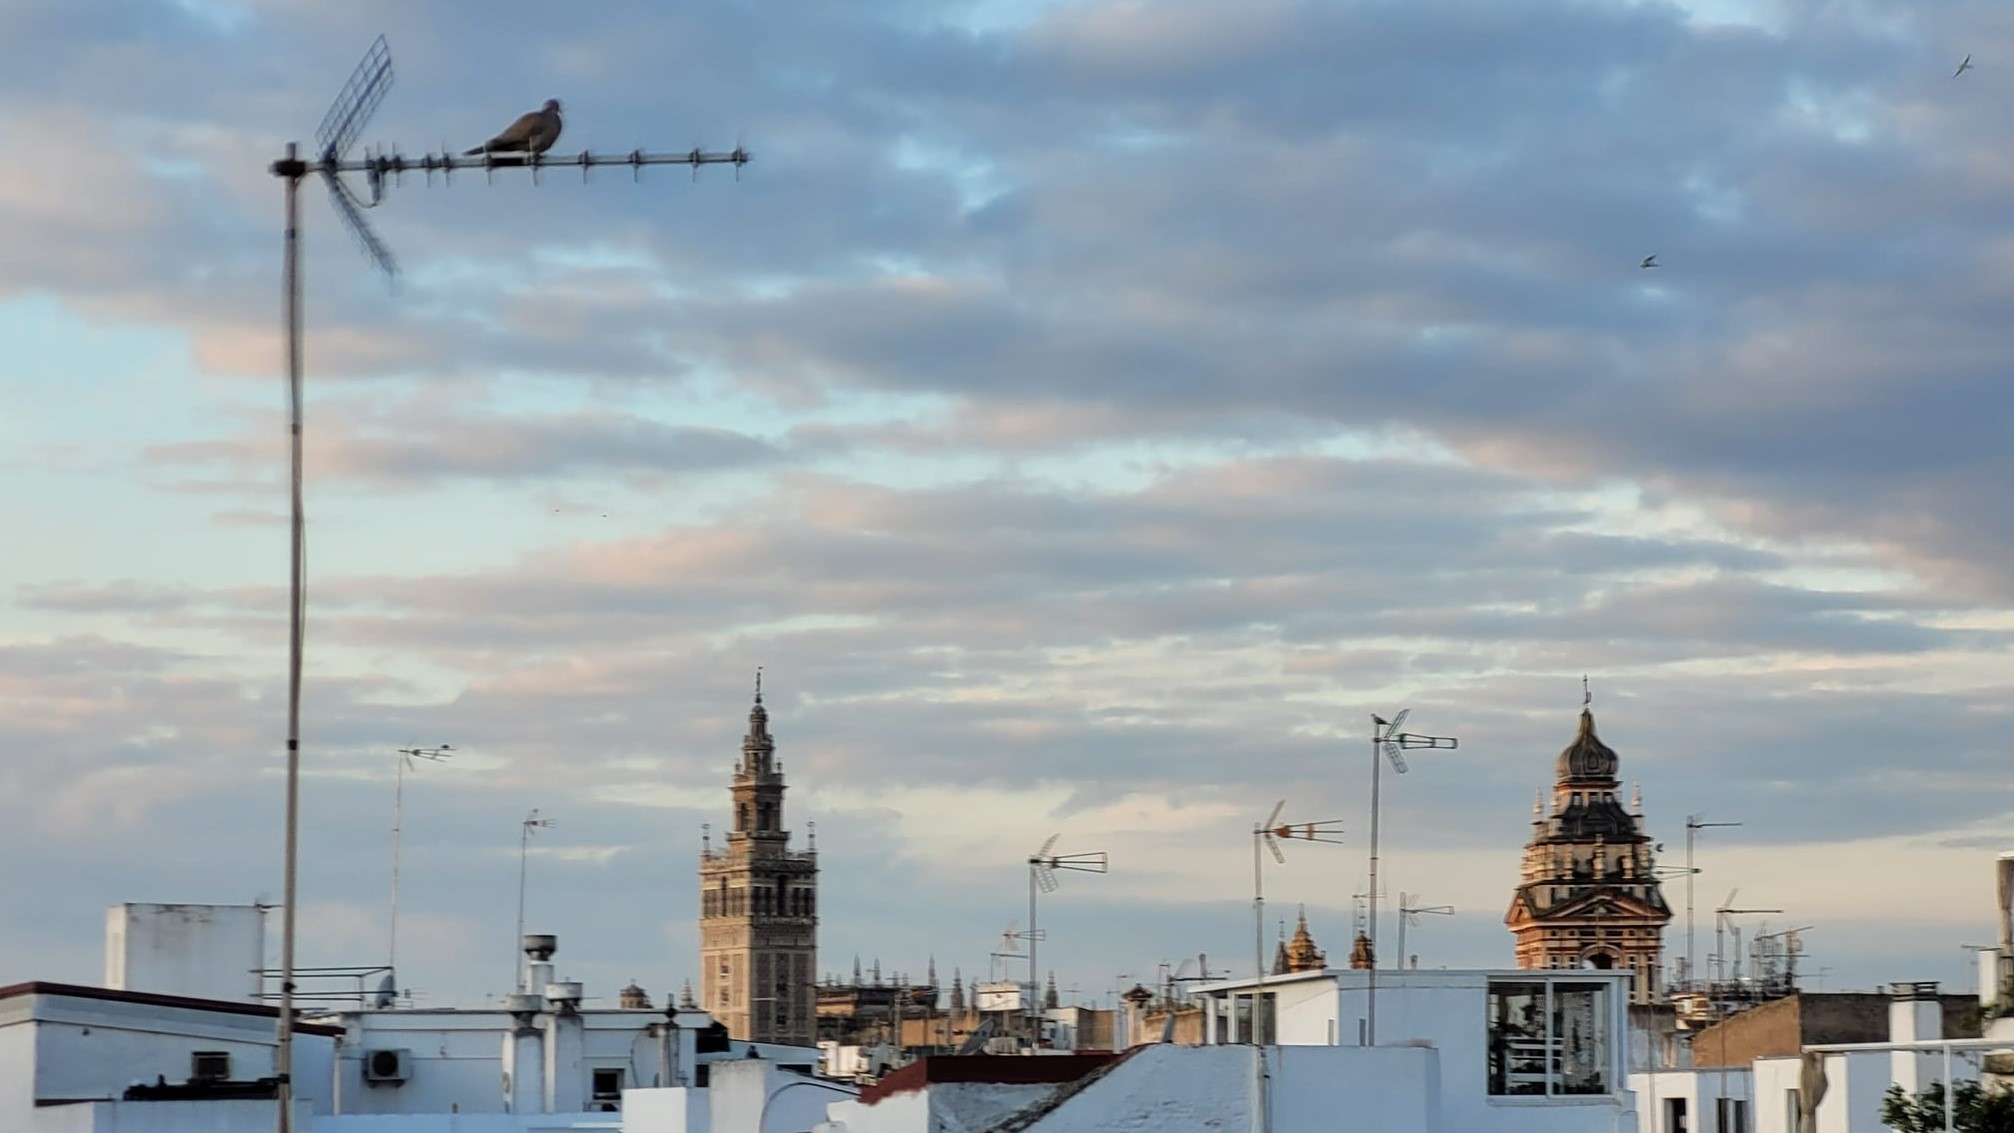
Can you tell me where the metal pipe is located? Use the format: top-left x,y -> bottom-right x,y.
1804,1037 -> 2014,1052
1366,724 -> 1382,1045
301,148 -> 749,178
1945,1044 -> 1954,1133
1028,864 -> 1039,1042
390,755 -> 405,976
1253,826 -> 1265,994
276,139 -> 305,1133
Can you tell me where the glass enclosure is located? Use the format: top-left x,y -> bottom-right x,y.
1486,979 -> 1611,1096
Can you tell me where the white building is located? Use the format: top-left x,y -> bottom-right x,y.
1632,1063 -> 1753,1133
3,912 -> 852,1133
103,903 -> 267,1005
809,968 -> 1639,1133
1629,986 -> 2003,1133
0,979 -> 337,1132
309,934 -> 840,1127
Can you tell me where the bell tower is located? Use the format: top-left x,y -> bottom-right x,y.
698,670 -> 819,1045
1505,688 -> 1672,1003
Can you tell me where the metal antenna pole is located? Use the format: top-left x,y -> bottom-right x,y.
263,39 -> 749,1132
1685,815 -> 1739,990
1023,835 -> 1104,1045
1027,856 -> 1038,1033
1364,711 -> 1456,1046
1395,893 -> 1454,972
515,809 -> 554,990
274,141 -> 305,1133
389,745 -> 452,979
1252,805 -> 1342,1043
1254,801 -> 1281,987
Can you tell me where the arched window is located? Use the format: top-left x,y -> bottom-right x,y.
737,803 -> 749,832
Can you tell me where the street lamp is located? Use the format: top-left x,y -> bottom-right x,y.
388,744 -> 452,984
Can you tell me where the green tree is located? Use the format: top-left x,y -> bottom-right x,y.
1880,1081 -> 2014,1133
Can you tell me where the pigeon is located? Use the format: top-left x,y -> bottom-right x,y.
1640,255 -> 1658,269
464,99 -> 564,156
1956,54 -> 1975,77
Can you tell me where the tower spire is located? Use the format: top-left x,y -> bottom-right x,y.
754,665 -> 763,704
1582,674 -> 1591,710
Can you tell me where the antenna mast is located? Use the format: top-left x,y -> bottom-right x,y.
1683,815 -> 1741,990
1364,710 -> 1457,1046
1025,835 -> 1106,1043
389,744 -> 453,984
515,809 -> 555,990
1251,801 -> 1343,996
265,36 -> 749,1132
1395,892 -> 1454,972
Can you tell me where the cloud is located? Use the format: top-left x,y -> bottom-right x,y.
7,0 -> 2014,1008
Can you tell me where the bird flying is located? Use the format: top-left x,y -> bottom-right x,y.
1640,255 -> 1658,269
464,99 -> 564,156
1956,54 -> 1974,77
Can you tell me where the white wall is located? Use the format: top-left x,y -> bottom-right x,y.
818,1089 -> 926,1133
1753,1052 -> 1914,1133
1628,1066 -> 1751,1133
30,1099 -> 312,1133
1338,971 -> 1632,1133
1,1018 -> 36,1116
1269,977 -> 1344,1046
20,994 -> 335,1113
620,1085 -> 707,1133
105,905 -> 265,1004
1270,1045 -> 1440,1133
705,1059 -> 850,1133
326,1010 -> 696,1115
815,1044 -> 1627,1133
312,1116 -> 620,1132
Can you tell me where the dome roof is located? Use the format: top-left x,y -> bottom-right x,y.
1555,709 -> 1619,782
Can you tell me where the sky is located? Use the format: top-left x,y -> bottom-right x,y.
3,0 -> 2014,1013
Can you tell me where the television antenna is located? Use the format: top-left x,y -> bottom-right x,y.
265,38 -> 749,1130
1252,799 -> 1344,987
990,918 -> 1039,983
1395,892 -> 1454,971
1026,834 -> 1106,1031
1711,888 -> 1781,987
515,809 -> 556,989
1364,710 -> 1457,1046
1681,815 -> 1741,989
388,743 -> 453,982
1350,887 -> 1387,936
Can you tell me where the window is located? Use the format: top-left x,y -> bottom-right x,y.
1230,992 -> 1276,1044
1783,1090 -> 1800,1133
1715,1097 -> 1749,1133
591,1068 -> 623,1110
1486,980 -> 1611,1097
190,1051 -> 231,1082
1665,1097 -> 1688,1133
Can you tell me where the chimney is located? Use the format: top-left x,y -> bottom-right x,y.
1889,981 -> 1941,1094
544,980 -> 586,1112
1121,985 -> 1153,1048
522,934 -> 558,996
501,993 -> 546,1113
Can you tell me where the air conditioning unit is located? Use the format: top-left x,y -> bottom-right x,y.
363,1048 -> 412,1085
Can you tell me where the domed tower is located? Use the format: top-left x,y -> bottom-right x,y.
1504,691 -> 1671,1004
699,670 -> 819,1045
